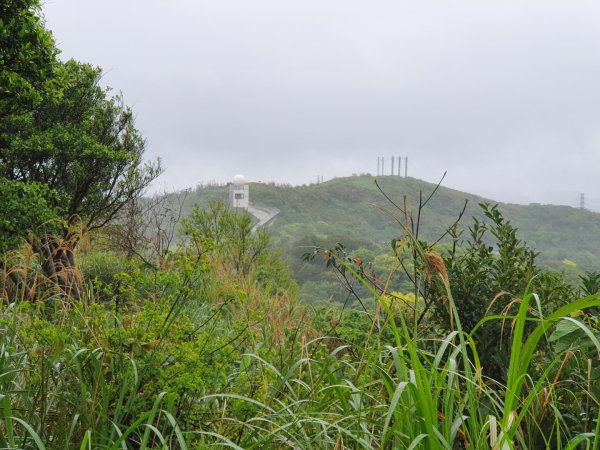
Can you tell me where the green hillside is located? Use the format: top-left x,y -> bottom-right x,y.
6,3 -> 600,445
179,174 -> 600,270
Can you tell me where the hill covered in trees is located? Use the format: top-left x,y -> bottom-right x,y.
180,175 -> 600,268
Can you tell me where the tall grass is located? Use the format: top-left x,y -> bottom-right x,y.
1,230 -> 599,448
0,298 -> 191,449
0,245 -> 309,448
199,251 -> 600,449
2,275 -> 599,447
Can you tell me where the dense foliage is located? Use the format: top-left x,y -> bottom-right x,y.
2,198 -> 600,448
1,58 -> 160,230
180,175 -> 600,303
1,0 -> 159,300
1,3 -> 600,449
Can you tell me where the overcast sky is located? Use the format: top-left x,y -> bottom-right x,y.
42,1 -> 600,208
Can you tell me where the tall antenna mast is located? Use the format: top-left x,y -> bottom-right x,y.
377,157 -> 380,176
398,156 -> 401,177
404,156 -> 408,177
382,157 -> 385,175
580,193 -> 586,210
391,156 -> 395,176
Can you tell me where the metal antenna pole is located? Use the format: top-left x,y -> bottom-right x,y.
391,156 -> 395,176
404,156 -> 408,177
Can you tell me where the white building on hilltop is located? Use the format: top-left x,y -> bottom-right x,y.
229,174 -> 249,209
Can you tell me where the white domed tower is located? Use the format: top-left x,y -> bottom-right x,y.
229,174 -> 249,209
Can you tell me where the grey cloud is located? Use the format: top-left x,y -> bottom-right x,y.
43,0 -> 600,206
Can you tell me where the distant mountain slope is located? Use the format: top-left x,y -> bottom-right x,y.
177,175 -> 600,269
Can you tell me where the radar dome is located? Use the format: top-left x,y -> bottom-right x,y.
233,174 -> 246,185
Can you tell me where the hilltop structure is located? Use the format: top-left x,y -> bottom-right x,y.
229,174 -> 249,209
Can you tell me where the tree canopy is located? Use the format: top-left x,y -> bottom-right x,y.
0,0 -> 58,118
0,1 -> 160,255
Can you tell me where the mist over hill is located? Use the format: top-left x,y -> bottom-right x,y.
171,174 -> 600,272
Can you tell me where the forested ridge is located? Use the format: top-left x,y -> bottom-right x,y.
1,2 -> 600,449
183,175 -> 600,266
171,175 -> 599,305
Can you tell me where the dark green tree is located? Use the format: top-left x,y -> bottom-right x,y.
2,60 -> 160,230
0,0 -> 58,118
0,179 -> 58,253
432,203 -> 574,381
1,2 -> 160,299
